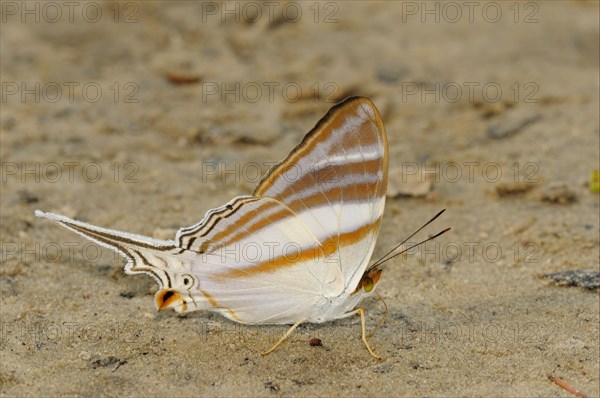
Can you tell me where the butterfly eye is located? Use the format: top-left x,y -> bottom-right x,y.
363,277 -> 374,293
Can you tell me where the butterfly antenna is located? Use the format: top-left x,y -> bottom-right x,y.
370,209 -> 447,269
370,227 -> 451,270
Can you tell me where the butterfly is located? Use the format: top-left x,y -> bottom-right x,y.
36,97 -> 443,359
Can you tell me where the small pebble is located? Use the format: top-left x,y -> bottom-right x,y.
486,114 -> 541,139
495,181 -> 535,196
540,183 -> 577,204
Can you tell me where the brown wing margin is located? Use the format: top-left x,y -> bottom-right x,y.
253,96 -> 388,198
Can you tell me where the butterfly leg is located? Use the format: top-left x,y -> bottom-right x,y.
367,291 -> 388,339
261,317 -> 307,356
341,307 -> 381,359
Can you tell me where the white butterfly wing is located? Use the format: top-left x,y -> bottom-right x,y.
252,97 -> 388,294
175,195 -> 338,323
36,97 -> 388,325
177,96 -> 388,315
36,197 -> 327,325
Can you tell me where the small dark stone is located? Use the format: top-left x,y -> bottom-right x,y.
540,183 -> 577,204
544,270 -> 599,290
90,356 -> 125,369
309,338 -> 322,347
18,191 -> 39,204
232,136 -> 264,146
495,181 -> 535,196
486,114 -> 541,139
264,380 -> 280,393
376,66 -> 409,83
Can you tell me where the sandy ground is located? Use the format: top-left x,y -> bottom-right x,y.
1,1 -> 599,397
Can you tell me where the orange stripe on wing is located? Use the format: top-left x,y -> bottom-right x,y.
218,183 -> 384,248
272,157 -> 383,203
213,219 -> 381,279
198,287 -> 240,321
254,97 -> 384,197
205,174 -> 382,249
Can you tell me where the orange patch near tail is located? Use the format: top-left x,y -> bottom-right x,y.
155,289 -> 184,311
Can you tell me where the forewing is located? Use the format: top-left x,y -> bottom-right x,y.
252,97 -> 388,291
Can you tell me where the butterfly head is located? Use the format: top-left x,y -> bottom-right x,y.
353,267 -> 383,295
